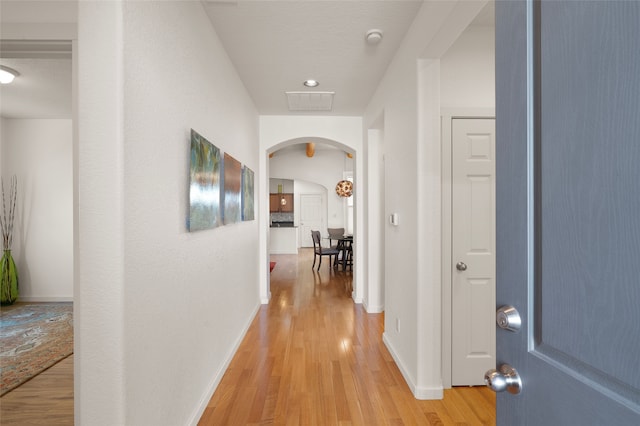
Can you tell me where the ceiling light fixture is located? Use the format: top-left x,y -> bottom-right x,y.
365,29 -> 383,45
0,65 -> 19,84
303,79 -> 319,87
336,180 -> 353,198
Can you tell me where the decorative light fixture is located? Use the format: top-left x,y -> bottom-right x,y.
335,180 -> 353,198
0,65 -> 19,84
303,79 -> 319,87
365,29 -> 383,45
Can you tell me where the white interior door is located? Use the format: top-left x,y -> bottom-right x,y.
451,118 -> 496,386
299,194 -> 323,247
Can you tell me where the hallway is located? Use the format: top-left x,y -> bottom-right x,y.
198,249 -> 495,425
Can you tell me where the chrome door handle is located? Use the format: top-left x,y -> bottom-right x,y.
484,364 -> 522,394
456,262 -> 467,271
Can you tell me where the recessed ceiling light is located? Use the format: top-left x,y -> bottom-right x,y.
303,79 -> 319,87
0,65 -> 20,84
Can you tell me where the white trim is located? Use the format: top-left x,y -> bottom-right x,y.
441,115 -> 453,390
440,109 -> 495,389
1,23 -> 77,40
187,303 -> 261,426
414,384 -> 445,400
440,107 -> 495,118
17,297 -> 74,303
363,301 -> 384,313
383,333 -> 444,400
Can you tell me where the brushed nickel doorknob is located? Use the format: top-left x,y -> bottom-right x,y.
484,364 -> 522,394
456,262 -> 467,271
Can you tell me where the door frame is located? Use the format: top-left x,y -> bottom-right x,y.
441,108 -> 495,388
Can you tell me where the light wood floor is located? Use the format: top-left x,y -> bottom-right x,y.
0,249 -> 494,425
199,249 -> 495,425
0,355 -> 74,425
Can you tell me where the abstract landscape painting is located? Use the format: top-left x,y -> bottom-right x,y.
242,166 -> 255,221
223,153 -> 242,224
189,129 -> 221,231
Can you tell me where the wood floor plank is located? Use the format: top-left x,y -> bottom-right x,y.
0,355 -> 73,426
2,248 -> 495,425
199,249 -> 495,425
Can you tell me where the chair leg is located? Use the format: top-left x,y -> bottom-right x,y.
312,253 -> 316,270
317,255 -> 322,271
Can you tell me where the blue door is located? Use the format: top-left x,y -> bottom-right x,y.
494,1 -> 640,423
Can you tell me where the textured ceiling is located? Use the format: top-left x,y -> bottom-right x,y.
0,1 -> 494,120
0,56 -> 72,119
203,0 -> 423,116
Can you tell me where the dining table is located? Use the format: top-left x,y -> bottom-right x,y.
333,235 -> 353,271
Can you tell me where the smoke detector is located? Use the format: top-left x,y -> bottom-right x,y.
365,29 -> 383,45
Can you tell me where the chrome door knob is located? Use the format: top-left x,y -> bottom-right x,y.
484,364 -> 522,394
456,261 -> 467,271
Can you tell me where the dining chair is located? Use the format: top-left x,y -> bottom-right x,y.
311,230 -> 340,271
327,227 -> 345,248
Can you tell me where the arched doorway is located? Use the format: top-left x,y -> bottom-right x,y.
258,117 -> 364,306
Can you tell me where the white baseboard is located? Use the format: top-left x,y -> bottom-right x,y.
260,290 -> 271,304
362,301 -> 384,313
382,332 -> 443,401
414,383 -> 444,400
18,296 -> 73,303
187,302 -> 261,426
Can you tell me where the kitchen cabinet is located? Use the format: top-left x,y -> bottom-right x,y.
269,226 -> 299,254
270,193 -> 293,213
269,194 -> 280,212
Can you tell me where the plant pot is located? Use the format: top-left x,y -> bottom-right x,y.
1,249 -> 18,305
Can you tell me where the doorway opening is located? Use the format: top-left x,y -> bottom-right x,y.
266,139 -> 357,304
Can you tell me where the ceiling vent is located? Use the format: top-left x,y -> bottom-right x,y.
286,91 -> 334,111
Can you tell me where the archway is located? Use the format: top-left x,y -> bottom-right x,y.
263,137 -> 357,302
257,116 -> 364,306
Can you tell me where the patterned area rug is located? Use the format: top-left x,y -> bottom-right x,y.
0,302 -> 73,395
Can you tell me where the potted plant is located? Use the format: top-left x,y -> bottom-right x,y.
1,176 -> 18,305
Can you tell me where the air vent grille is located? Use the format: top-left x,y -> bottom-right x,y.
286,91 -> 334,111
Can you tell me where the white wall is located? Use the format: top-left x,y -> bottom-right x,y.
363,0 -> 489,400
439,21 -> 496,389
269,148 -> 349,229
364,29 -> 422,397
441,25 -> 495,109
268,178 -> 293,193
364,127 -> 384,313
77,2 -> 259,425
0,118 -> 73,301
